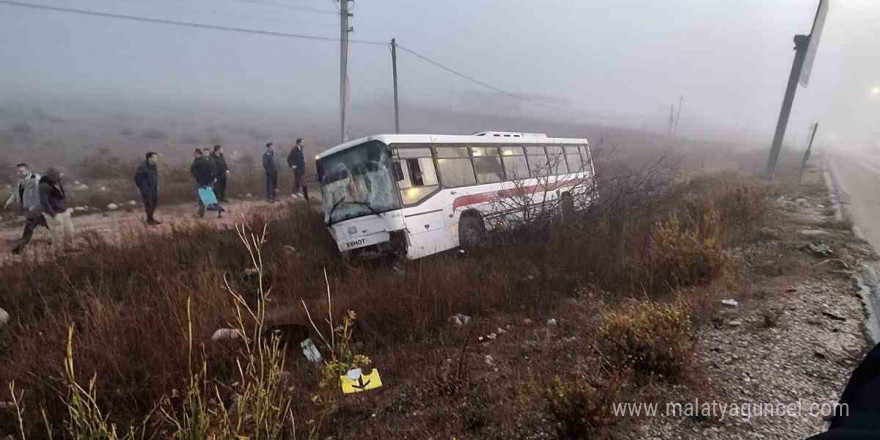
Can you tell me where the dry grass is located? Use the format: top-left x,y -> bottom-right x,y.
0,156 -> 773,438
547,371 -> 627,439
597,300 -> 693,380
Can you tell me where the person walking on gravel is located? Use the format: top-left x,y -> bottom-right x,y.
134,152 -> 161,226
262,142 -> 282,202
39,167 -> 75,249
287,138 -> 306,199
4,163 -> 48,254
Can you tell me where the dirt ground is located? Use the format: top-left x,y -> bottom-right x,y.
0,195 -> 319,262
618,158 -> 870,439
315,158 -> 871,439
0,157 -> 871,439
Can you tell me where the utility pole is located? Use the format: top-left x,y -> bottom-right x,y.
765,34 -> 810,179
798,122 -> 819,182
391,38 -> 400,134
673,95 -> 684,133
339,0 -> 351,143
766,0 -> 829,179
667,104 -> 675,134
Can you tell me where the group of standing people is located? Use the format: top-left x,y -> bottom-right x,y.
133,140 -> 309,225
262,138 -> 307,203
2,140 -> 310,254
4,163 -> 75,254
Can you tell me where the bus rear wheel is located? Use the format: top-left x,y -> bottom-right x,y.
459,214 -> 486,251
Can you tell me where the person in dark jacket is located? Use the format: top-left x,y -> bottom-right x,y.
211,145 -> 230,202
262,142 -> 281,202
134,152 -> 161,225
39,167 -> 75,249
286,138 -> 306,199
807,341 -> 880,439
190,148 -> 224,218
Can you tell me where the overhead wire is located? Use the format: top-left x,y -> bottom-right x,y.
224,0 -> 337,16
396,44 -> 606,120
0,0 -> 385,45
0,0 -> 604,120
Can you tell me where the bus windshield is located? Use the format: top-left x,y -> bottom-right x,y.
318,140 -> 400,225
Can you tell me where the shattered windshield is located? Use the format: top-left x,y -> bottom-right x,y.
319,140 -> 400,224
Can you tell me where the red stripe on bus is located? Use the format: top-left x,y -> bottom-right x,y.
452,179 -> 582,211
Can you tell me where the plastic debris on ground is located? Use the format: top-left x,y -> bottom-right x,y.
340,368 -> 383,394
300,337 -> 323,362
210,328 -> 243,342
803,242 -> 833,257
449,313 -> 471,326
721,299 -> 739,308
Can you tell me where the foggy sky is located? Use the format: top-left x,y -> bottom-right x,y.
1,0 -> 879,148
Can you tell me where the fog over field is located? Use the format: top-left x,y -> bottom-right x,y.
1,0 -> 880,170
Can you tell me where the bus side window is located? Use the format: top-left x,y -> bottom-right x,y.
564,146 -> 583,172
471,146 -> 503,184
406,158 -> 424,186
394,147 -> 439,205
435,146 -> 477,188
526,146 -> 550,177
500,146 -> 529,180
545,146 -> 568,175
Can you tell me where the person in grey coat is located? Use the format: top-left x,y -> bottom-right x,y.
262,142 -> 282,202
4,163 -> 48,254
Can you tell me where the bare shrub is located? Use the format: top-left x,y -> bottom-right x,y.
597,300 -> 693,379
547,371 -> 626,439
647,213 -> 727,288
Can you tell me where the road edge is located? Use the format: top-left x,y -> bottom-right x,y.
824,154 -> 880,345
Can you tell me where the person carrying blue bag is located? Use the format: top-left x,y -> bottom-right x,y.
190,148 -> 225,218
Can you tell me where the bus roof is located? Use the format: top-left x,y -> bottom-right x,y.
316,133 -> 589,160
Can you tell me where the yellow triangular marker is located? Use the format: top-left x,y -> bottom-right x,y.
341,368 -> 383,394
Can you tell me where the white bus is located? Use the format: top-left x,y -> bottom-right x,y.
316,132 -> 595,260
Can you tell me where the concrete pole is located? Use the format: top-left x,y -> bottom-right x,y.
339,0 -> 350,143
765,34 -> 810,179
798,122 -> 819,182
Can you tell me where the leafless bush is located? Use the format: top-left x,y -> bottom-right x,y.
597,300 -> 693,380
547,371 -> 627,439
487,153 -> 595,236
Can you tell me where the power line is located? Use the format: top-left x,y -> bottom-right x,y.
225,0 -> 337,16
1,0 -> 605,121
396,44 -> 606,120
0,0 -> 385,45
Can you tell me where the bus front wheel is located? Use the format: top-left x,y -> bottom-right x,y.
459,214 -> 486,251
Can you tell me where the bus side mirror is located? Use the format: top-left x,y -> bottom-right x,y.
392,162 -> 404,181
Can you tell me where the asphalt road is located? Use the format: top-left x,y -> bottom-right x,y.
828,151 -> 880,250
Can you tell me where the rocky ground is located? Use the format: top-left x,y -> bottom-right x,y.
636,159 -> 872,440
